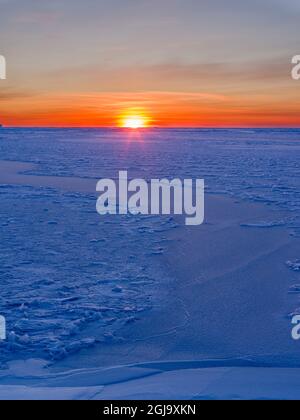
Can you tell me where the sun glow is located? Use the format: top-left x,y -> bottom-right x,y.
121,115 -> 148,129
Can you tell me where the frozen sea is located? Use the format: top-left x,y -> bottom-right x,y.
1,128 -> 300,400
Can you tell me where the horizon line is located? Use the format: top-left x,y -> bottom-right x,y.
1,126 -> 300,130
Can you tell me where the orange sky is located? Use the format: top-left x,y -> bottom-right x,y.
1,0 -> 300,127
1,90 -> 300,128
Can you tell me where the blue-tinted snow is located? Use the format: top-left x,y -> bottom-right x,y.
0,128 -> 300,363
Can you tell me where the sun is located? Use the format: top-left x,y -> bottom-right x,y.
121,115 -> 148,129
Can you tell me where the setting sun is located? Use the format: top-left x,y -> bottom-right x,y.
120,114 -> 149,129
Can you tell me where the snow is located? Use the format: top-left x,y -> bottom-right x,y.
0,385 -> 103,400
0,128 -> 300,399
1,359 -> 300,400
287,260 -> 300,272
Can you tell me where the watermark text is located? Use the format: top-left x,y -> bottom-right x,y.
292,315 -> 300,340
0,316 -> 6,340
96,171 -> 205,226
292,55 -> 300,80
0,55 -> 6,80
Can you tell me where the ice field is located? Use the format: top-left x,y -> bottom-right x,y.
1,128 -> 300,399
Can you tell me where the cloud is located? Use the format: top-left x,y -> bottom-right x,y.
37,58 -> 292,94
0,87 -> 36,101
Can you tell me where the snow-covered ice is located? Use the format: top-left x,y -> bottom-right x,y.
0,128 -> 300,399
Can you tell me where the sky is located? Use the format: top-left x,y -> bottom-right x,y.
0,0 -> 299,127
